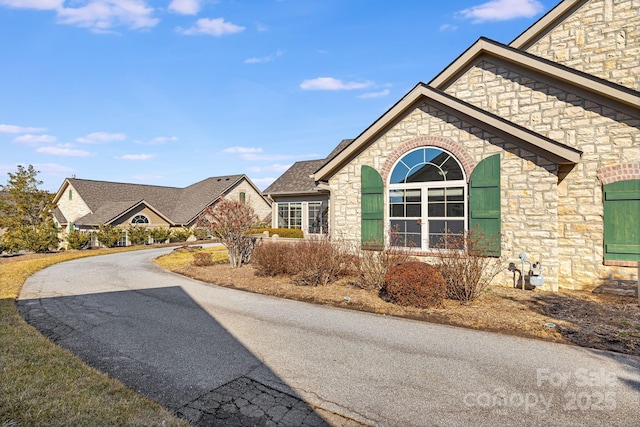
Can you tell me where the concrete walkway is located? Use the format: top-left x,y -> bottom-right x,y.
18,247 -> 640,426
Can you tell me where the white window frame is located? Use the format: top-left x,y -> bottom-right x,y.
388,147 -> 467,251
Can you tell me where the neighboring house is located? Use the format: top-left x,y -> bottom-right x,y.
276,0 -> 640,292
263,139 -> 351,235
53,175 -> 271,246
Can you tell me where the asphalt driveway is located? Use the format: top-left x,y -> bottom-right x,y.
18,247 -> 640,426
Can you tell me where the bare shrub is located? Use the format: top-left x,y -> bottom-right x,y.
351,228 -> 414,290
435,229 -> 503,303
196,197 -> 258,268
192,251 -> 213,267
292,236 -> 351,286
383,261 -> 446,308
252,241 -> 297,276
352,246 -> 413,291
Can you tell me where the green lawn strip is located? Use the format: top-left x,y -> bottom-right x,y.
0,248 -> 189,427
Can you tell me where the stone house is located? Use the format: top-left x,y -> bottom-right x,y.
276,0 -> 640,292
53,175 -> 271,247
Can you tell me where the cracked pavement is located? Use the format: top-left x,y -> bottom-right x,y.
18,247 -> 640,427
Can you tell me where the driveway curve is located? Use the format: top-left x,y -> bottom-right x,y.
18,247 -> 640,427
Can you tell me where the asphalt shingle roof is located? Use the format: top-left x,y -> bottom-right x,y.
66,175 -> 246,226
263,139 -> 353,195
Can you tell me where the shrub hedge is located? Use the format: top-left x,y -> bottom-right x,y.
247,228 -> 304,239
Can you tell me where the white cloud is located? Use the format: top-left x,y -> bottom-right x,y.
439,23 -> 458,32
458,0 -> 544,23
358,89 -> 390,99
223,146 -> 263,154
250,176 -> 276,190
0,124 -> 47,134
12,134 -> 57,145
33,162 -> 76,175
244,49 -> 284,64
117,153 -> 155,160
132,173 -> 163,181
135,136 -> 178,145
0,0 -> 61,10
178,18 -> 245,36
247,163 -> 292,173
56,0 -> 159,33
168,0 -> 202,15
36,146 -> 92,157
76,131 -> 127,144
300,77 -> 374,91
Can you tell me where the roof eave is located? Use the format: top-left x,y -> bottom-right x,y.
314,85 -> 581,181
429,38 -> 640,109
509,0 -> 586,50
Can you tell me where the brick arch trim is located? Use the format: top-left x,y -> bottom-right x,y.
380,136 -> 476,183
596,162 -> 640,185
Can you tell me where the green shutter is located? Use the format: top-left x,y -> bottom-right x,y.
604,180 -> 640,262
469,154 -> 501,256
361,165 -> 384,250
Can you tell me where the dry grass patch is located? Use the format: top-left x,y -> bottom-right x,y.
1,247 -> 189,427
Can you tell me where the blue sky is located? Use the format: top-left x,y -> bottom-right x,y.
1,0 -> 556,193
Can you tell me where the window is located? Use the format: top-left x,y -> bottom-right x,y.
68,189 -> 73,200
603,180 -> 640,263
239,192 -> 246,204
308,201 -> 328,234
277,202 -> 302,229
131,214 -> 149,224
388,148 -> 466,251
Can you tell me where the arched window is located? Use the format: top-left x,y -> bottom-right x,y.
388,148 -> 466,250
131,214 -> 149,224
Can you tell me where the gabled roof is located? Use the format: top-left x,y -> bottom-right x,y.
429,37 -> 640,109
54,175 -> 260,226
263,139 -> 354,196
263,160 -> 327,196
509,0 -> 586,50
315,83 -> 583,181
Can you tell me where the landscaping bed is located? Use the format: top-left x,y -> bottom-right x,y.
167,260 -> 640,356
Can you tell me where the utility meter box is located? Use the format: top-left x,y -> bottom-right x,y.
529,262 -> 544,287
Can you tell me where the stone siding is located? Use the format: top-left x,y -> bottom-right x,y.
442,57 -> 639,289
524,0 -> 640,91
56,183 -> 91,225
329,104 -> 563,291
224,180 -> 272,224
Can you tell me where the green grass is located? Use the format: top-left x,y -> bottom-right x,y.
0,248 -> 189,427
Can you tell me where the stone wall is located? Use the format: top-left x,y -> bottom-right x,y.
56,183 -> 91,225
328,104 -> 562,291
442,58 -> 639,289
523,0 -> 640,91
223,179 -> 272,224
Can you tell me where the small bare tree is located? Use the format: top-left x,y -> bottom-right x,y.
435,228 -> 502,303
196,197 -> 258,268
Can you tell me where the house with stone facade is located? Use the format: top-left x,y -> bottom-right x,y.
53,175 -> 271,247
274,0 -> 639,292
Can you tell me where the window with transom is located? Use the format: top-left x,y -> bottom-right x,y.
388,147 -> 466,250
131,214 -> 149,224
